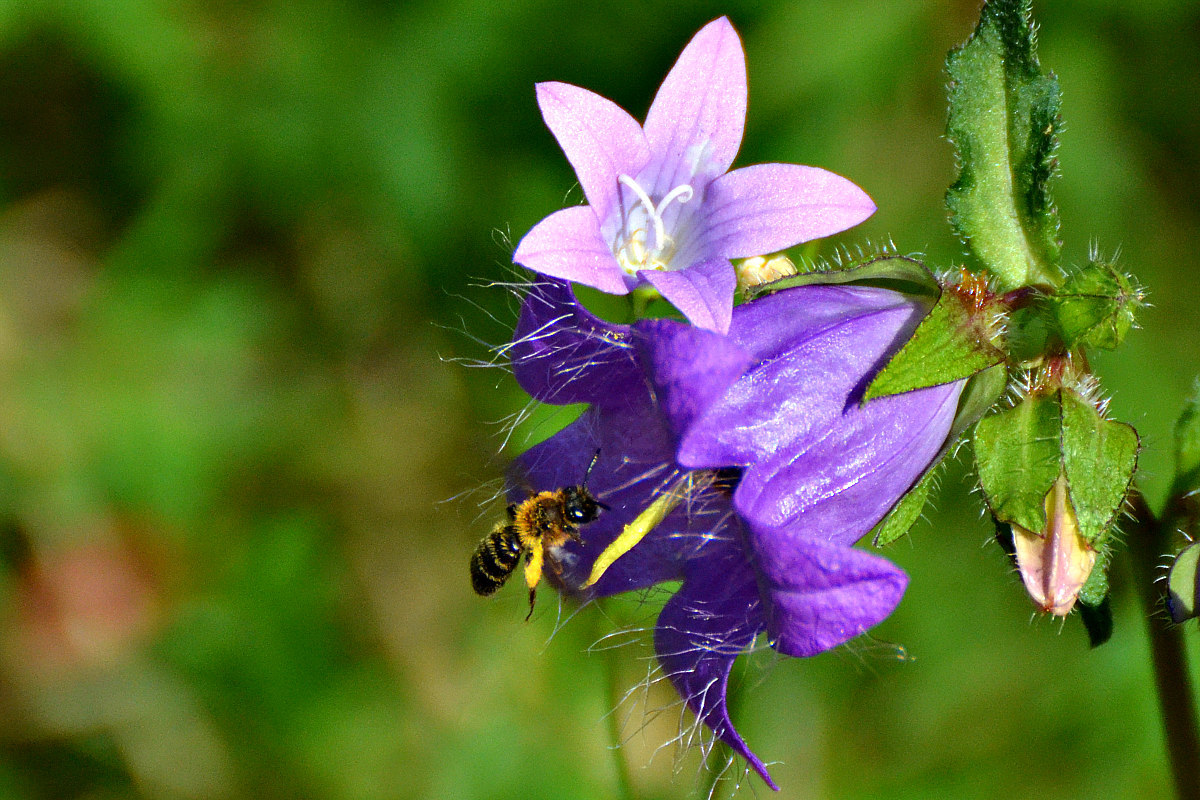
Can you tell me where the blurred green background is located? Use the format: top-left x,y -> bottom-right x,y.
0,0 -> 1196,798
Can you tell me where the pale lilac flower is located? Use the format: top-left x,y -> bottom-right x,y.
513,18 -> 876,333
509,280 -> 961,787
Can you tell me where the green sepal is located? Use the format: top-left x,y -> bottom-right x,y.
871,467 -> 938,547
1053,259 -> 1142,351
1005,297 -> 1055,364
747,254 -> 940,301
977,388 -> 1137,548
974,394 -> 1062,532
1167,541 -> 1200,623
945,0 -> 1062,290
1077,593 -> 1113,648
1078,545 -> 1111,608
865,287 -> 1005,401
1059,390 -> 1138,543
870,364 -> 1008,548
932,363 -> 1009,469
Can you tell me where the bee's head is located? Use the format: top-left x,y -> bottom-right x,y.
562,485 -> 604,526
559,449 -> 609,530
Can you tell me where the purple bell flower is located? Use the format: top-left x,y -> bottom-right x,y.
513,18 -> 876,334
510,280 -> 962,788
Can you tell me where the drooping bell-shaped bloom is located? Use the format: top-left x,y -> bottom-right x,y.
509,279 -> 962,788
513,18 -> 876,334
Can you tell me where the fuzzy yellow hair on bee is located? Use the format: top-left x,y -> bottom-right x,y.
470,451 -> 607,620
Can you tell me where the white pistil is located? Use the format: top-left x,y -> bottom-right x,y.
652,185 -> 694,249
618,174 -> 665,249
616,174 -> 695,267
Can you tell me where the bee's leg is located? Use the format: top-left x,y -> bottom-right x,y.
522,547 -> 545,622
507,503 -> 519,520
525,586 -> 537,622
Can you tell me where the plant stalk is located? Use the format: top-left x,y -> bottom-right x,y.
1128,490 -> 1200,799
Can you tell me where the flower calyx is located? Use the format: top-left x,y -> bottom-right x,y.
864,266 -> 1007,402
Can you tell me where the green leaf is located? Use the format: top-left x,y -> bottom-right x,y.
1053,259 -> 1143,350
1167,542 -> 1200,623
974,394 -> 1062,532
865,288 -> 1005,400
1078,542 -> 1111,609
747,254 -> 940,300
1171,384 -> 1200,500
1059,389 -> 1138,543
977,389 -> 1138,542
871,467 -> 938,547
946,0 -> 1062,290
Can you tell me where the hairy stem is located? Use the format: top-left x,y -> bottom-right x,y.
1127,490 -> 1200,799
628,285 -> 660,320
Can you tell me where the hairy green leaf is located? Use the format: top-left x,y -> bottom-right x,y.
946,0 -> 1062,289
946,363 -> 1009,448
1054,260 -> 1143,350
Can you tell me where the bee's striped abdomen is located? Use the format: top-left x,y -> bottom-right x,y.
470,525 -> 523,596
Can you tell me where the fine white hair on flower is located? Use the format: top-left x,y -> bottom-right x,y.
445,273 -> 643,454
573,595 -> 783,796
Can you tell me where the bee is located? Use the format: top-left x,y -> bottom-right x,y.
470,451 -> 607,620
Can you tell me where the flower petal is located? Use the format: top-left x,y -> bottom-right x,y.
748,533 -> 908,658
678,283 -> 961,545
639,257 -> 737,333
514,206 -> 631,295
703,163 -> 876,258
535,81 -> 652,221
632,317 -> 752,439
654,540 -> 778,790
734,381 -> 961,546
512,280 -> 640,405
679,284 -> 928,468
725,283 -> 915,363
641,17 -> 747,195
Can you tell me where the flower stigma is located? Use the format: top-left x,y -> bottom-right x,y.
614,174 -> 694,275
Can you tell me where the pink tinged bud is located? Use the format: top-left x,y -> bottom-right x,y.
1011,474 -> 1097,616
